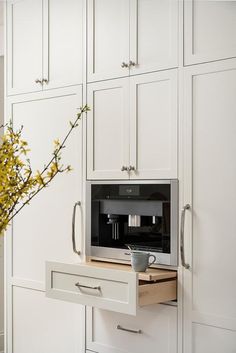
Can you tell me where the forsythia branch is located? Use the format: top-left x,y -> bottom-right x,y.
0,105 -> 90,235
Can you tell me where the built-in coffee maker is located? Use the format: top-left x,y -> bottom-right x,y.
86,180 -> 178,266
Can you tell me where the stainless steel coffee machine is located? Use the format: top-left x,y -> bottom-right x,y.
86,180 -> 178,266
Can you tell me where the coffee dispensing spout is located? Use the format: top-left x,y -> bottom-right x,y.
128,215 -> 141,227
107,214 -> 120,240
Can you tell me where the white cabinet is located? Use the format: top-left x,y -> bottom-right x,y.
6,0 -> 43,95
7,0 -> 83,95
5,86 -> 85,353
182,59 -> 236,352
184,0 -> 236,65
87,78 -> 130,180
87,0 -> 178,82
87,0 -> 130,82
87,70 -> 178,180
129,70 -> 178,179
7,86 -> 83,284
86,305 -> 177,353
129,0 -> 178,76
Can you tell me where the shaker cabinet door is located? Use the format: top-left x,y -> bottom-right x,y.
129,70 -> 178,179
184,0 -> 236,65
87,79 -> 130,180
44,0 -> 83,90
7,0 -> 43,95
129,0 -> 178,75
182,59 -> 236,353
7,86 -> 83,284
87,0 -> 130,82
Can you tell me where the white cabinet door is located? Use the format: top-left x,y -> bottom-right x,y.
86,305 -> 177,353
7,86 -> 83,284
129,70 -> 178,179
182,59 -> 236,353
87,0 -> 130,82
11,286 -> 84,353
44,0 -> 83,89
87,79 -> 130,180
7,0 -> 43,95
130,0 -> 178,75
184,0 -> 236,65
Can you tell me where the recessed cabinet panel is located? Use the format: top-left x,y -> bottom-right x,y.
130,0 -> 178,75
7,0 -> 43,95
129,70 -> 178,179
8,87 -> 83,283
87,0 -> 130,82
45,0 -> 83,89
86,305 -> 177,353
192,324 -> 236,353
12,286 -> 84,353
184,0 -> 236,65
87,79 -> 129,179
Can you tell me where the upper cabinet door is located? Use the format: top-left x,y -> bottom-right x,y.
87,78 -> 130,180
7,0 -> 43,95
184,0 -> 236,65
87,0 -> 130,82
43,0 -> 83,89
129,0 -> 178,75
129,70 -> 178,179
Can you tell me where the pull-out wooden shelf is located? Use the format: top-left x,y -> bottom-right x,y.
46,261 -> 177,315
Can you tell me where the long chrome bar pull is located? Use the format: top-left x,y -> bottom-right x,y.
72,201 -> 81,255
117,325 -> 142,334
180,204 -> 190,269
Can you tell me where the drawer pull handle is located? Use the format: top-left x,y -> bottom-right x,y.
75,282 -> 101,291
72,201 -> 81,255
117,325 -> 142,334
180,204 -> 191,269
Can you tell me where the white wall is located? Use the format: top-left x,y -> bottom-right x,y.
0,55 -> 4,353
0,4 -> 4,351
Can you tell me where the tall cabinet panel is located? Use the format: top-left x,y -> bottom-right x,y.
87,0 -> 130,82
5,86 -> 85,353
8,87 -> 83,283
182,59 -> 236,353
6,0 -> 43,95
129,70 -> 178,179
129,0 -> 178,75
184,0 -> 236,65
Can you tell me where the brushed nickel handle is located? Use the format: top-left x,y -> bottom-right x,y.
117,325 -> 142,334
129,60 -> 136,67
121,62 -> 129,68
72,201 -> 81,255
35,78 -> 42,85
121,166 -> 128,171
128,165 -> 135,171
75,282 -> 101,291
42,78 -> 49,84
180,204 -> 190,269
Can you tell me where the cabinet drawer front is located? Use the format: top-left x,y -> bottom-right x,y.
86,305 -> 178,353
46,262 -> 138,315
